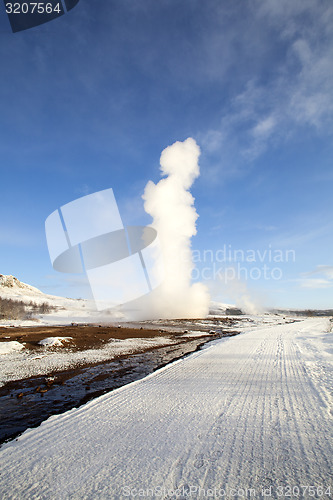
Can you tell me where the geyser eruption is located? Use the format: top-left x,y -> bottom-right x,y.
142,138 -> 210,318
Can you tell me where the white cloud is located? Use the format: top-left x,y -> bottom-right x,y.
319,266 -> 333,280
270,224 -> 333,249
252,116 -> 276,139
300,278 -> 332,289
303,265 -> 333,280
299,264 -> 333,289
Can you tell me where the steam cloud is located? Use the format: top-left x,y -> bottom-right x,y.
142,138 -> 210,318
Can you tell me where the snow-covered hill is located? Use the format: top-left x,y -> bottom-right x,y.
0,274 -> 105,325
0,274 -> 44,298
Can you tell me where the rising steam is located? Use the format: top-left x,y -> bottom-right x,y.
142,138 -> 210,318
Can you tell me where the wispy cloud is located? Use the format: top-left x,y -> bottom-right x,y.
303,265 -> 333,280
200,0 -> 333,173
269,222 -> 333,250
299,278 -> 332,289
300,264 -> 333,289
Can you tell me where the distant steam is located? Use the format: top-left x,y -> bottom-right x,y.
225,278 -> 264,315
142,138 -> 210,318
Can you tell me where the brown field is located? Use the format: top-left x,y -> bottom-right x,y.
0,324 -> 187,352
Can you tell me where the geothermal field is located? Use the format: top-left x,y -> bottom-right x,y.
0,311 -> 332,499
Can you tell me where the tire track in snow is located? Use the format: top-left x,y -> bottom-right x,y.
161,320 -> 333,497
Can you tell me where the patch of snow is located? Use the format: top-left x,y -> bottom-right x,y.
182,330 -> 211,338
38,337 -> 73,347
0,341 -> 25,355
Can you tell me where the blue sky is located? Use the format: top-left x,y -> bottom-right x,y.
0,0 -> 332,309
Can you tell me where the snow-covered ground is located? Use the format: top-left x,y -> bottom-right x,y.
0,335 -> 178,386
0,317 -> 331,499
0,312 -> 288,386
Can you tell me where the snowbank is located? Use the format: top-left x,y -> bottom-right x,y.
0,341 -> 24,355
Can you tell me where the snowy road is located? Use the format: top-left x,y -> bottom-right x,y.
0,317 -> 332,499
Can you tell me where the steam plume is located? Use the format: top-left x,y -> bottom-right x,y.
142,138 -> 210,318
